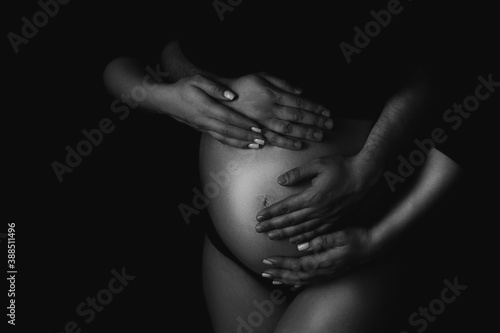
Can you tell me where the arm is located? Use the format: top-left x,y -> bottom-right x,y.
255,66 -> 434,243
260,148 -> 462,286
161,40 -> 334,148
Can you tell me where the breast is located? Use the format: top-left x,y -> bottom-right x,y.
199,118 -> 375,274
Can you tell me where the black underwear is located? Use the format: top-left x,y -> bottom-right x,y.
205,219 -> 299,298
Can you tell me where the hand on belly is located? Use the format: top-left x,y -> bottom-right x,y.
199,118 -> 374,274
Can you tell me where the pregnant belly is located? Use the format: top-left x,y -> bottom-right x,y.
199,118 -> 375,274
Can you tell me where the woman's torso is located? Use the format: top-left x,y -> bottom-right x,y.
199,118 -> 375,274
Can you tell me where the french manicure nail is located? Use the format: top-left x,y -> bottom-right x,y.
297,242 -> 310,251
263,259 -> 273,265
224,90 -> 235,100
272,280 -> 283,285
248,143 -> 259,149
262,273 -> 272,278
254,138 -> 265,145
251,127 -> 262,133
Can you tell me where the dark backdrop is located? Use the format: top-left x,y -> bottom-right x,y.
3,1 -> 496,332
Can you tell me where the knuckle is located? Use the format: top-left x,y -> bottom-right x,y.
267,132 -> 280,144
283,215 -> 294,226
282,121 -> 294,134
279,204 -> 289,214
296,97 -> 303,109
291,110 -> 303,122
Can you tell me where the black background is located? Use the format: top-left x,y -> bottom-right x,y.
3,0 -> 497,332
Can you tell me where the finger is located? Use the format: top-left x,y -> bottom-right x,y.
257,72 -> 303,95
262,268 -> 311,284
307,230 -> 349,252
265,218 -> 323,241
289,220 -> 338,245
255,207 -> 315,233
191,75 -> 237,101
276,160 -> 321,186
277,92 -> 331,117
261,129 -> 303,150
266,118 -> 324,142
206,131 -> 261,149
274,105 -> 334,130
263,255 -> 321,272
256,191 -> 314,222
200,97 -> 264,137
203,117 -> 264,144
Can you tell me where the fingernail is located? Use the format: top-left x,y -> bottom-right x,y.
297,242 -> 310,251
268,231 -> 279,240
263,259 -> 273,265
254,138 -> 265,145
262,273 -> 272,278
294,141 -> 302,149
255,224 -> 265,232
293,87 -> 303,94
248,143 -> 259,149
277,175 -> 287,185
313,131 -> 323,140
223,90 -> 235,100
322,110 -> 330,117
256,215 -> 265,222
251,127 -> 262,133
325,119 -> 334,129
272,280 -> 283,285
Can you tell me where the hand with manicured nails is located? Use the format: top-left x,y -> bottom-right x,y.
255,154 -> 381,243
261,227 -> 375,286
221,73 -> 334,150
159,74 -> 266,148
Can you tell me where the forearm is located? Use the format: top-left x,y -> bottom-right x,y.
103,57 -> 167,114
358,66 -> 433,180
370,148 -> 461,254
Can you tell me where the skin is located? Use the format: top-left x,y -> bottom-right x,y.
255,66 -> 434,245
103,53 -> 331,150
260,148 -> 462,286
104,38 -> 461,332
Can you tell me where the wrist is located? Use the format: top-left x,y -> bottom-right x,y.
351,150 -> 385,189
150,83 -> 176,116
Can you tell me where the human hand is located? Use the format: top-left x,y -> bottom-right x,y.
159,74 -> 265,148
255,154 -> 382,244
261,227 -> 376,286
222,73 -> 334,150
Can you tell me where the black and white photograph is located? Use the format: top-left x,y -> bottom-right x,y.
4,0 -> 497,332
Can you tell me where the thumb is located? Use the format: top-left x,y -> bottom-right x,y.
191,75 -> 237,101
278,160 -> 320,186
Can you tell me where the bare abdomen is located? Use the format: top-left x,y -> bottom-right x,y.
199,118 -> 375,274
